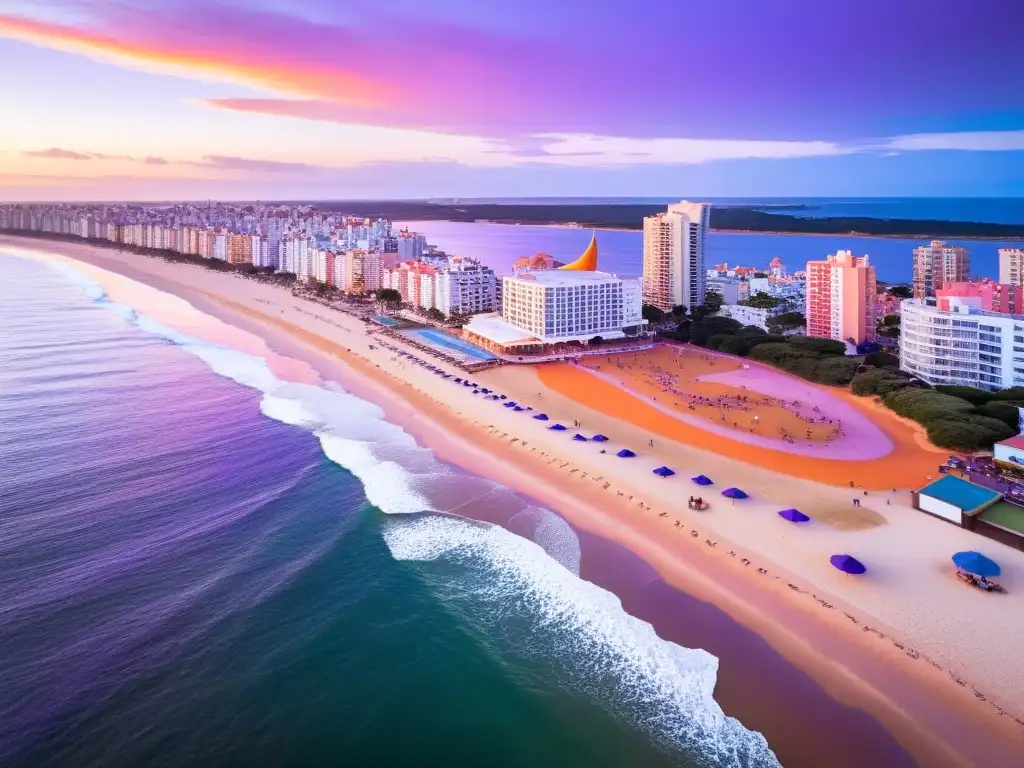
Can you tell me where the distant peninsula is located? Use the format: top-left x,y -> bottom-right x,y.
282,200 -> 1024,240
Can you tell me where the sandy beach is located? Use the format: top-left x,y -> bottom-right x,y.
6,235 -> 1024,766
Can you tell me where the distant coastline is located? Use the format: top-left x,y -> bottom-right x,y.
307,201 -> 1024,240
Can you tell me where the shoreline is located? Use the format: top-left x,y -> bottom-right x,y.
6,235 -> 1024,766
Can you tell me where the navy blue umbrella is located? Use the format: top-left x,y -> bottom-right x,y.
591,434 -> 609,442
952,551 -> 1000,577
503,401 -> 517,408
616,449 -> 636,458
533,413 -> 549,421
499,395 -> 507,400
653,466 -> 676,477
573,434 -> 588,441
830,554 -> 866,575
722,487 -> 748,499
691,475 -> 713,486
549,424 -> 568,431
513,406 -> 525,412
778,508 -> 810,523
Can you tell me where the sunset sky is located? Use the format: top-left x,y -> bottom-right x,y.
2,0 -> 1022,200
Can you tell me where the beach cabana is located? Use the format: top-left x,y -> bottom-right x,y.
573,434 -> 588,441
952,551 -> 1000,577
549,424 -> 568,431
830,554 -> 866,575
722,487 -> 748,499
591,434 -> 609,443
653,466 -> 676,477
533,413 -> 549,421
616,449 -> 636,458
691,475 -> 713,486
778,508 -> 810,523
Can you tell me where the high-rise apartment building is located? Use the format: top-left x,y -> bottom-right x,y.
334,249 -> 382,293
641,201 -> 709,313
999,248 -> 1024,286
431,265 -> 498,316
912,241 -> 970,299
935,280 -> 1024,315
396,229 -> 427,262
805,250 -> 877,345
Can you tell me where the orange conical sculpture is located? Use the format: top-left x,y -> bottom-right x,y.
557,232 -> 598,271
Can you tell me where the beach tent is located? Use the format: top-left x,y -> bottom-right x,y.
573,434 -> 588,441
830,554 -> 866,575
549,424 -> 568,431
513,406 -> 525,412
952,551 -> 1000,577
691,475 -> 713,486
533,413 -> 549,421
722,487 -> 748,499
778,509 -> 810,523
653,466 -> 676,477
616,449 -> 636,458
591,434 -> 609,442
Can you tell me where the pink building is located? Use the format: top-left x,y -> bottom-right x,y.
936,280 -> 1024,315
384,261 -> 435,305
805,250 -> 877,345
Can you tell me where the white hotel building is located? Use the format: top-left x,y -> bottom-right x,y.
900,298 -> 1024,390
464,270 -> 644,353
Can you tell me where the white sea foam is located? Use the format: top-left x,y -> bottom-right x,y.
29,253 -> 779,765
385,515 -> 779,767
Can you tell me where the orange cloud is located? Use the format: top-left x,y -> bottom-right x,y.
0,14 -> 382,106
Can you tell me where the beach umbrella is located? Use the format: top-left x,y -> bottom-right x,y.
722,487 -> 748,499
778,509 -> 810,523
549,424 -> 568,431
513,406 -> 525,412
499,395 -> 507,400
691,475 -> 713,486
616,449 -> 636,458
653,466 -> 676,477
480,388 -> 490,393
533,413 -> 549,421
591,434 -> 609,442
503,401 -> 517,408
573,433 -> 588,441
472,389 -> 480,394
455,377 -> 463,383
830,554 -> 866,575
463,381 -> 472,387
952,551 -> 1000,577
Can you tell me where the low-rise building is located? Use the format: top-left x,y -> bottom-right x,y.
705,278 -> 749,305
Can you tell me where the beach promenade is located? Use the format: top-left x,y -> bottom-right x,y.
6,236 -> 1024,767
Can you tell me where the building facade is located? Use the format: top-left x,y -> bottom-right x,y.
999,248 -> 1024,286
936,281 -> 1024,315
912,241 -> 970,300
705,278 -> 750,305
433,265 -> 498,316
900,298 -> 1024,390
641,201 -> 709,313
805,250 -> 877,345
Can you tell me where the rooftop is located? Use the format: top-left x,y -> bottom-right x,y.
918,475 -> 1001,512
997,434 -> 1024,451
981,501 -> 1024,534
505,270 -> 628,287
463,314 -> 540,345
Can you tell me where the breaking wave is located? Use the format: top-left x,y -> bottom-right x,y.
30,252 -> 780,766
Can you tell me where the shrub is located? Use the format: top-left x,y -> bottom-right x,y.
708,334 -> 750,356
864,350 -> 899,368
934,385 -> 994,406
785,336 -> 847,357
978,401 -> 1023,430
924,416 -> 1015,452
813,357 -> 861,385
851,368 -> 899,396
989,387 -> 1024,402
701,316 -> 744,336
883,389 -> 975,423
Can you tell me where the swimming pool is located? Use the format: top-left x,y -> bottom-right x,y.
401,328 -> 495,360
373,315 -> 399,327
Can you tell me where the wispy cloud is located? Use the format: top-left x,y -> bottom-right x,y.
199,155 -> 318,173
23,148 -> 95,160
881,130 -> 1024,152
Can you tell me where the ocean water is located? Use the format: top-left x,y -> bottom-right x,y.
454,198 -> 1024,225
0,251 -> 790,767
399,220 -> 1023,284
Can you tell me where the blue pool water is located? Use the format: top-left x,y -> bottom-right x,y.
372,315 -> 399,327
402,328 -> 495,360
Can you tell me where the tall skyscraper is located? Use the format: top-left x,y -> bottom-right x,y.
641,201 -> 709,313
805,250 -> 877,345
999,248 -> 1024,286
912,240 -> 970,299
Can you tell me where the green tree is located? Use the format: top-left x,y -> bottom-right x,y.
934,385 -> 994,406
642,304 -> 665,323
426,307 -> 445,322
744,291 -> 785,310
864,350 -> 899,368
708,334 -> 750,356
887,285 -> 913,299
877,314 -> 901,339
977,401 -> 1024,430
702,292 -> 724,313
925,417 -> 1015,452
786,336 -> 847,357
671,304 -> 689,317
766,311 -> 805,335
376,288 -> 402,306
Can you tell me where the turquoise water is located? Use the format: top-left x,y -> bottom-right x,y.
402,327 -> 496,359
373,315 -> 399,326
